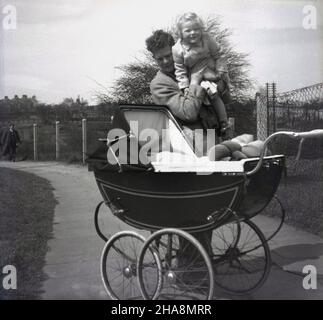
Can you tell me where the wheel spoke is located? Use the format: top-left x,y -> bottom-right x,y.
101,231 -> 151,300
212,220 -> 271,295
138,228 -> 214,300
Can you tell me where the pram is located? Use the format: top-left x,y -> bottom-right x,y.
87,104 -> 323,300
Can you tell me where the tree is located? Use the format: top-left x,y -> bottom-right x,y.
96,54 -> 158,104
202,16 -> 253,101
97,15 -> 253,104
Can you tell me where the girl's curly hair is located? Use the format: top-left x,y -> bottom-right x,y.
175,12 -> 205,39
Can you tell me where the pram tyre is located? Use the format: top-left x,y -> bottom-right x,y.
211,219 -> 271,294
138,228 -> 214,300
101,231 -> 162,300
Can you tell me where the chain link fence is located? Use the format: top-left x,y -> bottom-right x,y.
256,93 -> 268,141
257,82 -> 323,157
256,82 -> 323,237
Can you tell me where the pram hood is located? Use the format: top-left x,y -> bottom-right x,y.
87,104 -> 283,174
87,106 -> 152,171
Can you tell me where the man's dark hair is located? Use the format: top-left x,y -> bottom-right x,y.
146,30 -> 175,55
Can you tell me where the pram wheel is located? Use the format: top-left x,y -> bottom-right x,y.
101,231 -> 161,300
210,219 -> 271,295
138,228 -> 214,300
257,195 -> 285,243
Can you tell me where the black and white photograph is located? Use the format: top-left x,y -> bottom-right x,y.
0,0 -> 323,305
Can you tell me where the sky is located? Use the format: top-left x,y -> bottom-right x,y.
0,0 -> 322,104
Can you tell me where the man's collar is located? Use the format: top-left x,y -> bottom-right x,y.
160,69 -> 176,81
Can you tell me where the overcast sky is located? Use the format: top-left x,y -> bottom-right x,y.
0,0 -> 322,104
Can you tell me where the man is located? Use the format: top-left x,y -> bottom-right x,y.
146,30 -> 230,155
146,30 -> 206,128
1,123 -> 21,161
146,30 -> 218,258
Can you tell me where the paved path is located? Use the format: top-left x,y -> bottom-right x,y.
1,161 -> 323,299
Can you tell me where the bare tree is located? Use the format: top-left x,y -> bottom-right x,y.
97,15 -> 253,104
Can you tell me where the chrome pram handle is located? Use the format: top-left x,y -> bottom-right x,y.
290,129 -> 323,139
98,131 -> 135,171
246,129 -> 323,176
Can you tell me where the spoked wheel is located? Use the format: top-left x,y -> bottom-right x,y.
138,228 -> 214,300
101,231 -> 161,300
210,219 -> 271,295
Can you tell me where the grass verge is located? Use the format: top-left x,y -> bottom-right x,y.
264,158 -> 323,238
0,167 -> 57,299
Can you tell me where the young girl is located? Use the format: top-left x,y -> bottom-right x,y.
172,12 -> 231,135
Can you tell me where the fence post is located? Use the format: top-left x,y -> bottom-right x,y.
33,124 -> 38,161
82,118 -> 87,165
272,82 -> 277,132
56,121 -> 60,160
266,83 -> 270,137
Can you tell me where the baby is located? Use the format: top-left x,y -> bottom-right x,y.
208,134 -> 268,161
172,12 -> 231,135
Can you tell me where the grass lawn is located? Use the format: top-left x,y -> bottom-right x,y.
0,168 -> 57,299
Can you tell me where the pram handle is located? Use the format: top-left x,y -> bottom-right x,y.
292,129 -> 323,139
246,129 -> 323,176
98,132 -> 135,145
99,132 -> 135,172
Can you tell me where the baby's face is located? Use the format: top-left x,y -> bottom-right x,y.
181,20 -> 202,45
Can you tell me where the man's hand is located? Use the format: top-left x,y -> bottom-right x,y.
190,73 -> 203,85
